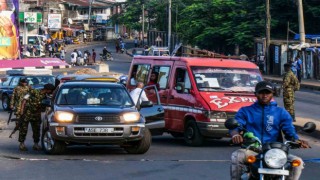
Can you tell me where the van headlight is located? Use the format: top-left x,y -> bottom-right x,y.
203,111 -> 227,122
122,112 -> 140,123
264,149 -> 287,168
54,111 -> 74,122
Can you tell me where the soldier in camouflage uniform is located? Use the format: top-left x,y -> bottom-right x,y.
10,78 -> 30,119
283,63 -> 300,122
18,84 -> 55,151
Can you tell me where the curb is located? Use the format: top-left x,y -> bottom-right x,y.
264,77 -> 320,91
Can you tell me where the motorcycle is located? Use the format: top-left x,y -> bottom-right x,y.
225,118 -> 316,180
99,53 -> 113,61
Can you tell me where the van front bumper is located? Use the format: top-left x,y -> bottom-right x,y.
197,122 -> 228,138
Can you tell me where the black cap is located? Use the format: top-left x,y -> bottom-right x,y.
43,83 -> 55,91
255,81 -> 274,93
20,78 -> 27,83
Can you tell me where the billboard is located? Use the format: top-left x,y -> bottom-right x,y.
48,14 -> 61,29
0,0 -> 20,60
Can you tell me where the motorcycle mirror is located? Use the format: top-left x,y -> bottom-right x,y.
224,118 -> 240,130
302,122 -> 316,133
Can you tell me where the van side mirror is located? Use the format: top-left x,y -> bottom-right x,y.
175,82 -> 185,93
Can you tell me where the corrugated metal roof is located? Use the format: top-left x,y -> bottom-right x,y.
58,0 -> 116,7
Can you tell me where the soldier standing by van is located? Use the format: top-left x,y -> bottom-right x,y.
283,63 -> 300,122
10,79 -> 30,119
18,84 -> 56,151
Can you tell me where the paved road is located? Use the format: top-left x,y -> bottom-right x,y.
0,42 -> 319,179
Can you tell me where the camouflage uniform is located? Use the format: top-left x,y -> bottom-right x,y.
19,89 -> 46,143
283,70 -> 300,120
10,85 -> 30,118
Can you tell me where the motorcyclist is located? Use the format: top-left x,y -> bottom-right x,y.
102,47 -> 111,57
229,81 -> 310,180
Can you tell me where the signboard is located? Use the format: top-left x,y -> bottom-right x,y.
96,15 -> 103,23
19,12 -> 42,23
0,0 -> 19,60
274,46 -> 279,64
48,14 -> 62,29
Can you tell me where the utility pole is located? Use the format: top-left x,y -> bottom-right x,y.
297,0 -> 305,44
88,0 -> 94,27
265,0 -> 271,75
168,0 -> 172,50
142,2 -> 145,46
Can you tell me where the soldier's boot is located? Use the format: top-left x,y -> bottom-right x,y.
33,143 -> 41,151
19,142 -> 28,151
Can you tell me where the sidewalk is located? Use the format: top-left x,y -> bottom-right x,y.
264,75 -> 320,91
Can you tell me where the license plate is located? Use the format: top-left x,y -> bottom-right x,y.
258,168 -> 289,176
84,128 -> 114,133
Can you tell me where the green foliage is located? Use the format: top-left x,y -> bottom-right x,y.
113,0 -> 320,54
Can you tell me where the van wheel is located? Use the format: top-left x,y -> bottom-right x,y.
41,128 -> 66,155
184,120 -> 203,146
124,128 -> 151,154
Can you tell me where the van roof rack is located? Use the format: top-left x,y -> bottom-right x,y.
178,46 -> 242,60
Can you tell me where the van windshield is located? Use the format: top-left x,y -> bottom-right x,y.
192,67 -> 262,92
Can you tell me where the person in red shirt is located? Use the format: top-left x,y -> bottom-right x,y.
147,72 -> 160,90
92,49 -> 96,63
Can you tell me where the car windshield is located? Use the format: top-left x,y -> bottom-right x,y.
26,76 -> 55,86
192,67 -> 262,92
56,86 -> 134,106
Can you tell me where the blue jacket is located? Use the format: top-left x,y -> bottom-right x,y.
234,101 -> 299,144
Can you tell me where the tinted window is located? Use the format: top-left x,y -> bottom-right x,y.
56,86 -> 134,106
1,77 -> 12,86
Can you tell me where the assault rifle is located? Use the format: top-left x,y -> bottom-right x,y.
9,115 -> 23,138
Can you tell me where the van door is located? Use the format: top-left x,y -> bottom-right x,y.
166,66 -> 195,132
146,60 -> 173,105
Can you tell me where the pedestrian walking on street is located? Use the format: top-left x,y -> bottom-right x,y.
71,49 -> 78,66
18,83 -> 56,151
60,46 -> 66,61
296,56 -> 303,83
291,58 -> 298,76
92,49 -> 96,64
283,63 -> 300,122
134,37 -> 138,48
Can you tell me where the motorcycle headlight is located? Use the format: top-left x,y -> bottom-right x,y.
264,149 -> 287,168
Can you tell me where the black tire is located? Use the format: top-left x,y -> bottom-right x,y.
184,120 -> 204,146
124,128 -> 151,154
41,128 -> 66,155
2,95 -> 10,111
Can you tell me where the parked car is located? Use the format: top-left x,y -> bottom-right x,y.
0,69 -> 55,111
41,80 -> 164,154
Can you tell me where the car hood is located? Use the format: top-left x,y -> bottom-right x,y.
54,105 -> 136,114
199,92 -> 257,111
